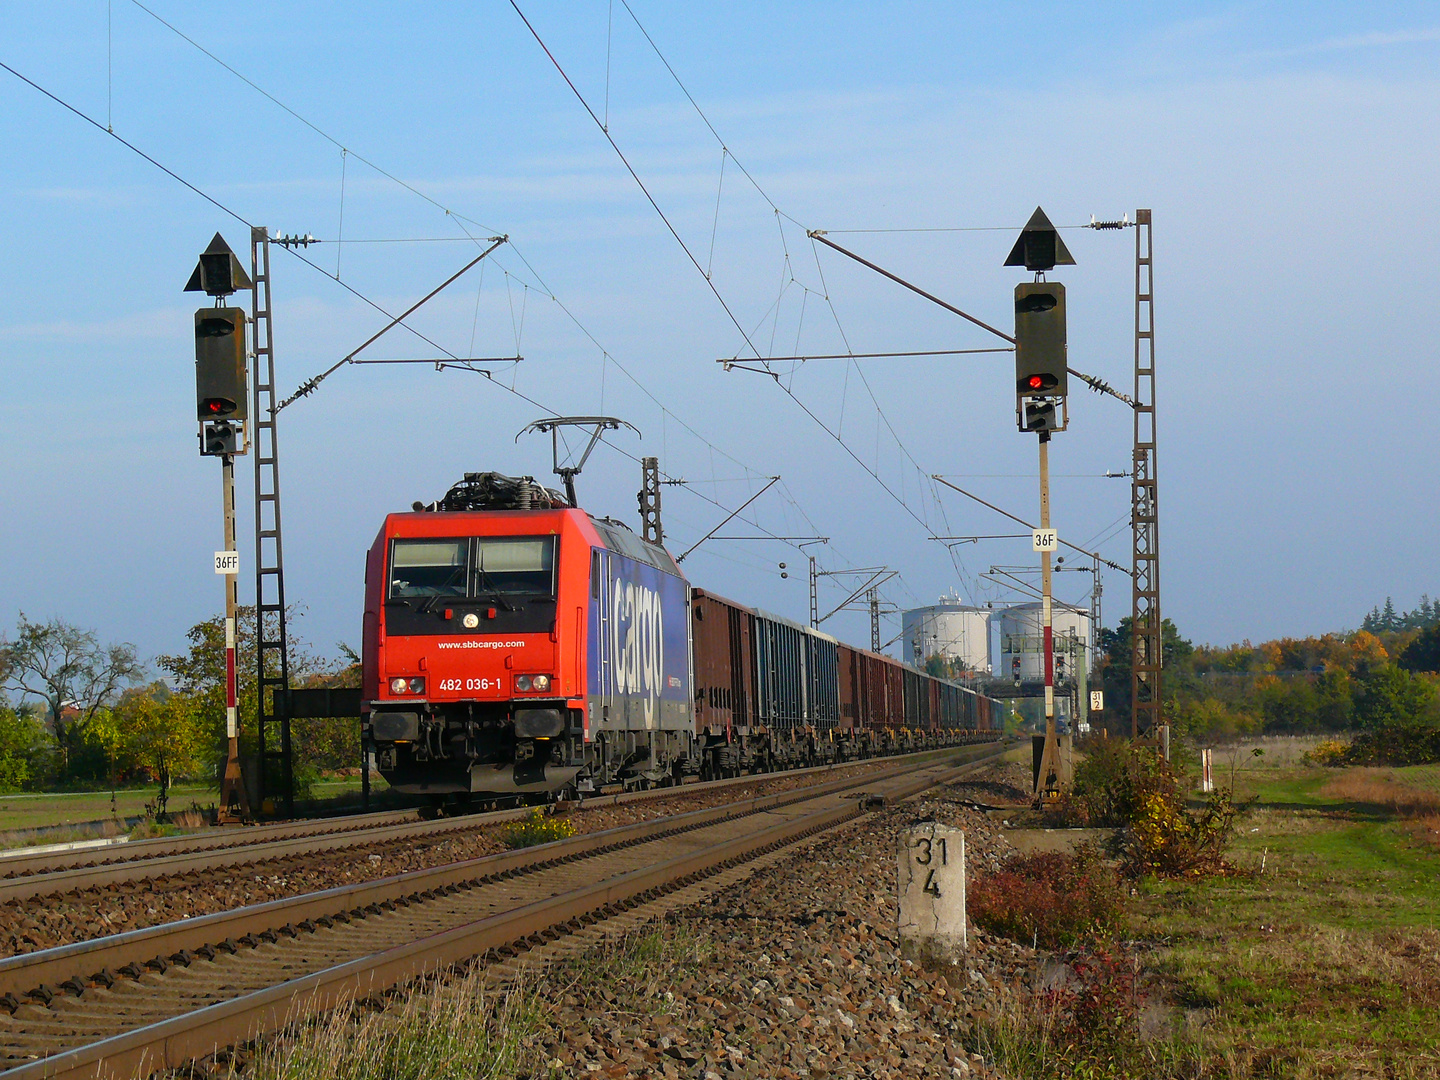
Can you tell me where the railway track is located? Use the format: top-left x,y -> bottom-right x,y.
0,743 -> 991,905
0,745 -> 1005,1080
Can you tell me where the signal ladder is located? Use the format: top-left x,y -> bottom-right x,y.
250,227 -> 293,816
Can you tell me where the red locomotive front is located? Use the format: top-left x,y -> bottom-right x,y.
362,504 -> 601,799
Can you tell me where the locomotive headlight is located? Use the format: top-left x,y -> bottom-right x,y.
389,677 -> 409,694
408,677 -> 426,694
515,675 -> 532,692
531,674 -> 551,692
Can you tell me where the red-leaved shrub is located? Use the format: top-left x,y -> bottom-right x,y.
967,844 -> 1126,949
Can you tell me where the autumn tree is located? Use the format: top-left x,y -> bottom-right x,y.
158,608 -> 359,777
95,683 -> 208,818
0,616 -> 143,775
1095,617 -> 1194,724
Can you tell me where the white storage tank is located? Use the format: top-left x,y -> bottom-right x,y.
998,603 -> 1089,682
902,595 -> 991,674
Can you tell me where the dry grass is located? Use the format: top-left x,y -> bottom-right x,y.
235,967 -> 541,1080
0,818 -> 124,851
1213,736 -> 1330,770
1407,813 -> 1440,851
1320,769 -> 1440,816
1392,764 -> 1440,794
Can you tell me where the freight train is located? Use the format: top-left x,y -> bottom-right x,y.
361,472 -> 999,803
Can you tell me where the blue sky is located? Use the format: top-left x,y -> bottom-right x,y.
1,1 -> 1437,668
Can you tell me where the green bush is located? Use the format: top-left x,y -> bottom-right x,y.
500,809 -> 577,849
1068,741 -> 1241,877
1069,739 -> 1178,827
1302,738 -> 1351,766
1352,665 -> 1435,729
1344,718 -> 1440,766
0,707 -> 44,792
1124,787 -> 1240,878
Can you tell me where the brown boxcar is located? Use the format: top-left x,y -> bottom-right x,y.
690,588 -> 757,738
886,656 -> 905,728
837,642 -> 859,735
689,588 -> 997,773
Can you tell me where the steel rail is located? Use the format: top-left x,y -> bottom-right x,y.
0,748 -> 1003,1008
0,810 -> 418,880
0,752 -> 1000,1080
0,743 -> 984,892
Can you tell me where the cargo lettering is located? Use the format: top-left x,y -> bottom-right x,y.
611,579 -> 664,725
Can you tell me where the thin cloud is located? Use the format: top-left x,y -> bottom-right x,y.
0,308 -> 187,344
1261,26 -> 1440,59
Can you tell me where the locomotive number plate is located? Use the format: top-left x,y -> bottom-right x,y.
437,678 -> 500,692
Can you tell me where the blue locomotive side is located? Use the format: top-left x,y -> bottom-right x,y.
585,544 -> 693,738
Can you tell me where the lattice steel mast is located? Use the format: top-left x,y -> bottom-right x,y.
638,456 -> 663,544
1130,210 -> 1161,739
250,227 -> 293,815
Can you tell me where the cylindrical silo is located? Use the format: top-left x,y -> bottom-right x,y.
901,595 -> 991,674
998,603 -> 1089,682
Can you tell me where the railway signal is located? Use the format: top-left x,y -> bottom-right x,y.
202,420 -> 242,456
1010,208 -> 1071,436
194,307 -> 248,429
184,232 -> 252,298
1008,207 -> 1073,801
1004,206 -> 1076,274
185,233 -> 251,823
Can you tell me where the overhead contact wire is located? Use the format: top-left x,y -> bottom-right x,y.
507,0 -> 766,362
0,58 -> 814,569
125,5 -> 790,502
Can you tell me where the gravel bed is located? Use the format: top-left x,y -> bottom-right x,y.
519,775 -> 1040,1079
947,758 -> 1033,808
1,759 -> 924,958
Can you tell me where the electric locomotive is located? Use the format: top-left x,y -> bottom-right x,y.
363,471 -> 1001,803
362,473 -> 697,800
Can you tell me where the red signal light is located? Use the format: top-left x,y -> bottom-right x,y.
1016,372 -> 1058,395
199,396 -> 237,418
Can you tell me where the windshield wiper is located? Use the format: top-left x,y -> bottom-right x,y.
474,562 -> 517,611
418,563 -> 468,614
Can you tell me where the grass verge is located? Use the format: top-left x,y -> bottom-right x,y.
239,968 -> 543,1080
1132,764 -> 1440,1077
228,925 -> 706,1080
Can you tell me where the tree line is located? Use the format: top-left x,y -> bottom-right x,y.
1360,595 -> 1440,634
0,612 -> 359,813
1093,594 -> 1440,744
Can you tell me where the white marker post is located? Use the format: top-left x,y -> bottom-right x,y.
898,824 -> 966,952
217,461 -> 249,822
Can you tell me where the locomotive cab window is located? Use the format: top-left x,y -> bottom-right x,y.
388,536 -> 558,602
389,539 -> 469,598
473,537 -> 556,597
